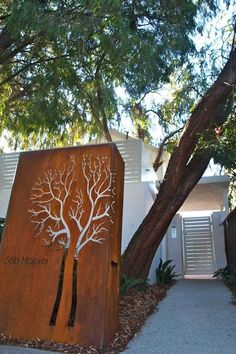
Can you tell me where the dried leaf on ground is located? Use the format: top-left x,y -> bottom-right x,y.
0,284 -> 171,354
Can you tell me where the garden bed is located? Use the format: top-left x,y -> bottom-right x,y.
227,284 -> 236,305
0,283 -> 171,354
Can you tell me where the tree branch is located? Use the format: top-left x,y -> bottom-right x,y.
153,126 -> 184,171
0,36 -> 36,65
0,28 -> 13,52
163,48 -> 236,188
0,55 -> 69,87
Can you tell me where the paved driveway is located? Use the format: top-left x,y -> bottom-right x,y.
122,280 -> 236,354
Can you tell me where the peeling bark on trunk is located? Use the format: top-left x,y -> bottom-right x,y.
122,48 -> 236,280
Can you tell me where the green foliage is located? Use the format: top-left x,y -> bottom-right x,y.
120,272 -> 145,296
213,266 -> 236,285
156,68 -> 196,132
213,266 -> 231,280
202,99 -> 236,208
156,259 -> 178,286
212,109 -> 236,170
228,272 -> 236,285
148,3 -> 235,152
0,0 -> 218,149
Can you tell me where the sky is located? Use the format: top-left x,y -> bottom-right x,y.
117,0 -> 235,145
0,0 -> 235,170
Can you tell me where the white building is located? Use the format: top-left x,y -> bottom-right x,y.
0,133 -> 229,282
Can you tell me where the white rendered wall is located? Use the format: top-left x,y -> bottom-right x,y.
212,211 -> 227,270
0,191 -> 11,218
121,182 -> 154,253
0,152 -> 19,218
148,241 -> 163,283
121,181 -> 161,283
179,181 -> 229,212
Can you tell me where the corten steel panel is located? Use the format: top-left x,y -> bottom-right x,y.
0,144 -> 124,348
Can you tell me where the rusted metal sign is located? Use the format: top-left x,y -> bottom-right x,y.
0,144 -> 124,348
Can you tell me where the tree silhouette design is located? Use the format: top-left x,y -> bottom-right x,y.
28,154 -> 115,328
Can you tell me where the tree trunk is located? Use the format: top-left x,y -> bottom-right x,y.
0,28 -> 13,52
122,151 -> 211,279
122,48 -> 236,280
96,84 -> 113,142
0,33 -> 35,65
55,239 -> 77,329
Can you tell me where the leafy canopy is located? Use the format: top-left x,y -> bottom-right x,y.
0,0 -> 217,149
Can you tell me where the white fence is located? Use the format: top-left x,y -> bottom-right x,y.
0,152 -> 19,192
0,153 -> 19,218
0,141 -> 157,218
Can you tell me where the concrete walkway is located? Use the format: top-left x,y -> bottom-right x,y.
1,280 -> 236,353
123,280 -> 236,354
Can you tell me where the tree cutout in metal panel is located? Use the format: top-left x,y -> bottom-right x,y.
28,154 -> 115,329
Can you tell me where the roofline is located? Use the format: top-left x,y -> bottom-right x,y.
156,174 -> 230,186
198,175 -> 230,185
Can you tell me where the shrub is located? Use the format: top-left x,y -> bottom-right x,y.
120,273 -> 146,296
156,259 -> 178,287
214,266 -> 236,285
213,266 -> 230,280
